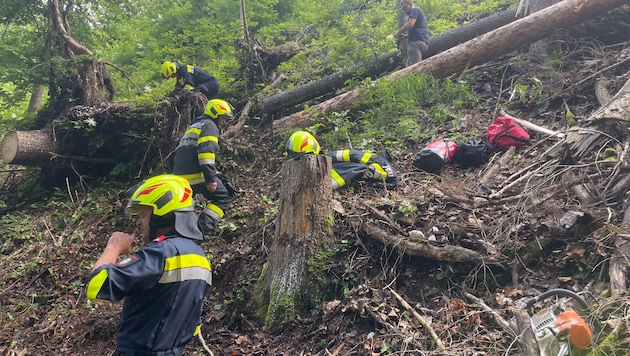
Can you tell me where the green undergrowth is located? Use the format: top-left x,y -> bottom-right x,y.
307,72 -> 479,155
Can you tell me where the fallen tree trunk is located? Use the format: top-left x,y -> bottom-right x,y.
262,52 -> 401,114
262,8 -> 521,115
272,0 -> 629,132
1,130 -> 58,167
361,222 -> 484,263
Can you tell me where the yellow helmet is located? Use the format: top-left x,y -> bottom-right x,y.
161,61 -> 177,78
126,174 -> 194,216
285,131 -> 321,159
205,99 -> 234,120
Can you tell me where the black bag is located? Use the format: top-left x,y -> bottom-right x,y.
454,140 -> 494,168
413,140 -> 458,174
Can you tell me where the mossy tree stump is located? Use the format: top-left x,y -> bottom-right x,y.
254,154 -> 334,333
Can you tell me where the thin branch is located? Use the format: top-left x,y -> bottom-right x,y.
387,287 -> 445,349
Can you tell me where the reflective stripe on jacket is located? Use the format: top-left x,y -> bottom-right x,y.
173,114 -> 220,184
326,150 -> 395,189
85,233 -> 211,354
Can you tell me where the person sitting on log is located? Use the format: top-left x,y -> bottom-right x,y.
284,130 -> 399,190
161,61 -> 220,99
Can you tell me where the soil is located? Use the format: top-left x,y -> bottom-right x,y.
2,35 -> 630,355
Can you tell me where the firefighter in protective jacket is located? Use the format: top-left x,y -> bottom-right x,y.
285,131 -> 399,189
85,174 -> 212,356
173,99 -> 235,239
161,61 -> 220,99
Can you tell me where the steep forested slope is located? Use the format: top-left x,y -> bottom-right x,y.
2,0 -> 630,355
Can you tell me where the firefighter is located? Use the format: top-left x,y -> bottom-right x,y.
173,99 -> 235,239
285,131 -> 399,190
85,174 -> 212,356
161,61 -> 220,99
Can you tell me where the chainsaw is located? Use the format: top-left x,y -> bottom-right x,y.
526,289 -> 601,356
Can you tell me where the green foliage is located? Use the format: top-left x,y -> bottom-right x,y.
0,212 -> 39,242
311,73 -> 477,153
0,0 -> 519,119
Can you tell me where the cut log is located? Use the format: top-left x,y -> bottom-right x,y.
1,130 -> 57,166
254,154 -> 334,333
272,0 -> 629,132
262,8 -> 521,115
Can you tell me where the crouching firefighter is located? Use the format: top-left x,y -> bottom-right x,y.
285,131 -> 399,190
85,174 -> 212,356
173,99 -> 236,239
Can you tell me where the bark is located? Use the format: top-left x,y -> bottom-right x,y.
27,85 -> 45,113
272,0 -> 629,133
263,8 -> 521,115
1,130 -> 57,166
224,74 -> 286,139
424,8 -> 520,58
240,0 -> 250,43
361,222 -> 484,263
262,52 -> 400,114
47,0 -> 114,113
526,0 -> 561,55
255,154 -> 334,333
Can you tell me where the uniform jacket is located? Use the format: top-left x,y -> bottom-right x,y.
174,63 -> 217,92
85,232 -> 212,354
325,150 -> 398,189
172,114 -> 220,186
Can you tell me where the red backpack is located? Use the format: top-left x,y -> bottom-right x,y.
413,140 -> 458,173
486,116 -> 531,151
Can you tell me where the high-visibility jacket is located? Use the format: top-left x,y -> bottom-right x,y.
85,232 -> 212,354
173,114 -> 220,186
325,150 -> 398,189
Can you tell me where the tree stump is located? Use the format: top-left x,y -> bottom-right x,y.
254,154 -> 334,333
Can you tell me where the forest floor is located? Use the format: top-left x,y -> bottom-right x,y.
2,31 -> 630,355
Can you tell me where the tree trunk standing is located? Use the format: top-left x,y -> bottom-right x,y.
524,0 -> 561,56
272,0 -> 629,133
27,85 -> 45,113
396,0 -> 408,63
46,0 -> 114,114
240,0 -> 250,43
254,154 -> 334,333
